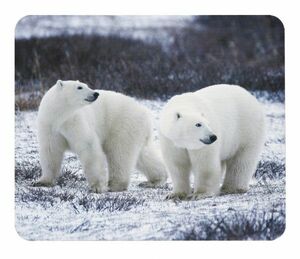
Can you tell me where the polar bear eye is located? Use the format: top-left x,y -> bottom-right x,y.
77,86 -> 83,90
195,123 -> 202,127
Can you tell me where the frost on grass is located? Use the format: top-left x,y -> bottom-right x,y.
15,93 -> 285,240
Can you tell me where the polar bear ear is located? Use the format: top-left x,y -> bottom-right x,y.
176,112 -> 181,120
56,80 -> 63,88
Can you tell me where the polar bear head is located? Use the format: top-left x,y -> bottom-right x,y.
159,108 -> 217,150
55,80 -> 99,108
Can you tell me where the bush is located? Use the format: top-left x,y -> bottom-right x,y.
169,15 -> 284,91
15,35 -> 171,99
180,207 -> 285,240
15,16 -> 284,110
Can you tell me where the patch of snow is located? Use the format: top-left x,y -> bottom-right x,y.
15,16 -> 194,47
15,95 -> 285,240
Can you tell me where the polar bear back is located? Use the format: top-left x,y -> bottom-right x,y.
196,85 -> 265,158
75,90 -> 153,145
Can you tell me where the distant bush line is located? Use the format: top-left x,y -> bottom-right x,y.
15,16 -> 284,110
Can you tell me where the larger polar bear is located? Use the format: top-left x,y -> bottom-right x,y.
159,84 -> 265,200
37,80 -> 167,193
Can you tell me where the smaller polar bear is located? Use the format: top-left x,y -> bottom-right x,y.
37,80 -> 167,193
159,84 -> 265,200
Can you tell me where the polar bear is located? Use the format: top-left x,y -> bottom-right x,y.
159,84 -> 265,200
36,80 -> 167,193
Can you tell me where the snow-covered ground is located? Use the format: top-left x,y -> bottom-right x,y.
15,94 -> 285,240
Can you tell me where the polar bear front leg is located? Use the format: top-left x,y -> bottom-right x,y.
189,150 -> 222,200
36,133 -> 66,186
165,162 -> 191,200
160,135 -> 191,200
77,141 -> 108,193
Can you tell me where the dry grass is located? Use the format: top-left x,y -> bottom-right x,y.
15,16 -> 284,110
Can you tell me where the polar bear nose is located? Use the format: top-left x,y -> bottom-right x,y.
209,134 -> 217,143
93,92 -> 99,98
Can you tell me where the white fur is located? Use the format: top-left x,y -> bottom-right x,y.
159,84 -> 266,199
37,80 -> 167,193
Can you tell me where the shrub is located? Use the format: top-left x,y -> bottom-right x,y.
15,16 -> 284,110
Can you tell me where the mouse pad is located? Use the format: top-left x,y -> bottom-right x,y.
15,15 -> 285,240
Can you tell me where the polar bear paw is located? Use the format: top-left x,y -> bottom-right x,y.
187,192 -> 214,200
138,180 -> 166,189
34,177 -> 55,187
90,182 -> 107,193
165,192 -> 188,201
108,180 -> 128,192
221,185 -> 248,194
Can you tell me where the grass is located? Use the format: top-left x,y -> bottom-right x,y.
15,156 -> 285,240
15,159 -> 145,212
15,155 -> 286,186
180,207 -> 285,240
77,195 -> 145,212
15,16 -> 284,110
255,160 -> 286,181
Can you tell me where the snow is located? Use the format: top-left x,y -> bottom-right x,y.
15,16 -> 194,46
15,94 -> 285,240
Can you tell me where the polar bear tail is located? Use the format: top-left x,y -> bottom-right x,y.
136,141 -> 168,186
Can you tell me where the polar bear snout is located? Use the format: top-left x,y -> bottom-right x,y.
200,134 -> 217,145
85,92 -> 99,102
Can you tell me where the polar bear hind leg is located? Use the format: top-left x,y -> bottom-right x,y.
105,137 -> 142,192
136,142 -> 168,188
221,146 -> 260,193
